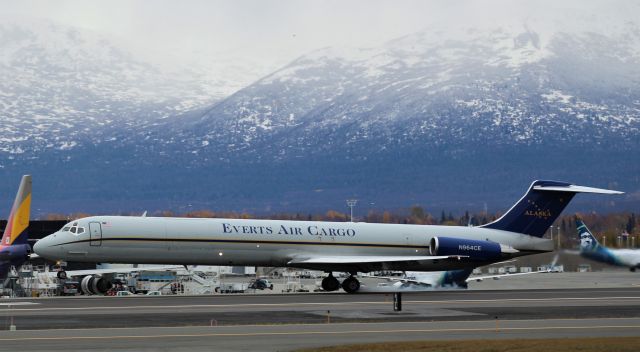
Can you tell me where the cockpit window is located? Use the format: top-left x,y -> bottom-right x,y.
61,224 -> 85,235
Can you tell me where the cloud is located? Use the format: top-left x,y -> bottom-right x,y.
1,0 -> 637,67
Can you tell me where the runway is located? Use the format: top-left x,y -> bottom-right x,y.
2,287 -> 640,329
1,286 -> 640,351
1,318 -> 640,352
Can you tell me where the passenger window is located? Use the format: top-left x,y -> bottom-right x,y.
70,227 -> 77,234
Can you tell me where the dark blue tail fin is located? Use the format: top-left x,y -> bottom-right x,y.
481,180 -> 622,238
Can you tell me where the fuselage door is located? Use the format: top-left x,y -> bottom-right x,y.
89,222 -> 102,246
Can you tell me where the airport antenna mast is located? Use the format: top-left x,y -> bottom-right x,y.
346,199 -> 358,222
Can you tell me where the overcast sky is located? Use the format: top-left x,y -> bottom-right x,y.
1,0 -> 638,67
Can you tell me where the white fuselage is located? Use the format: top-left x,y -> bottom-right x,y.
581,245 -> 640,269
611,249 -> 640,268
34,216 -> 553,272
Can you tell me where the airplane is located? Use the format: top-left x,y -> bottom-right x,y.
364,256 -> 559,292
363,269 -> 521,292
34,180 -> 622,293
0,175 -> 35,282
577,219 -> 640,271
363,269 -> 477,291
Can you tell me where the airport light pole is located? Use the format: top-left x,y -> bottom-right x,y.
346,199 -> 358,222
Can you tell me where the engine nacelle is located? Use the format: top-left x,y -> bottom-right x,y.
0,244 -> 31,264
80,275 -> 112,295
429,236 -> 517,261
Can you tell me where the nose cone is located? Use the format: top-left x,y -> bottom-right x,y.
33,234 -> 58,260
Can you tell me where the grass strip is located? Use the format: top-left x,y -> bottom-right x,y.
296,337 -> 640,352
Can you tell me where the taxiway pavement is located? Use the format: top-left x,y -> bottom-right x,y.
1,287 -> 640,329
0,317 -> 639,351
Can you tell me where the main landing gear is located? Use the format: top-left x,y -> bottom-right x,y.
321,273 -> 361,293
341,276 -> 360,294
321,273 -> 340,292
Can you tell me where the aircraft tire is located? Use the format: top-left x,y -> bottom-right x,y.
321,275 -> 340,292
342,277 -> 360,294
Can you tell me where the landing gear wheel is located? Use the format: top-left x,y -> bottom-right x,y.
342,276 -> 360,294
321,274 -> 340,292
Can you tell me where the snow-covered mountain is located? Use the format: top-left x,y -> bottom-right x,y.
127,22 -> 636,212
0,18 -> 271,158
1,18 -> 638,213
177,22 -> 640,158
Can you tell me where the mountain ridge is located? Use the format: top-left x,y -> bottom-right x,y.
0,20 -> 638,214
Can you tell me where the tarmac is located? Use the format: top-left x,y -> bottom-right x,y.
0,271 -> 639,351
1,318 -> 640,352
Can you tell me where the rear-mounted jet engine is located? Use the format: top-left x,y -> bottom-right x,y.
430,236 -> 518,261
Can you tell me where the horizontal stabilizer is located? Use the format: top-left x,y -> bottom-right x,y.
533,184 -> 623,194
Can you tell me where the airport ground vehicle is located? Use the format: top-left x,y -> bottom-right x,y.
60,280 -> 79,296
216,283 -> 247,293
249,278 -> 273,290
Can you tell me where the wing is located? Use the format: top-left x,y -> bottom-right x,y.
466,269 -> 549,282
366,274 -> 432,285
287,255 -> 467,273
